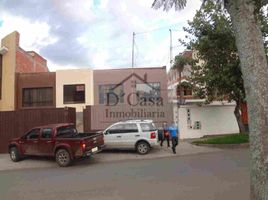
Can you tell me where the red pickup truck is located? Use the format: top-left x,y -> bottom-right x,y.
8,123 -> 105,167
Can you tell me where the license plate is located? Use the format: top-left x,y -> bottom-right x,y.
92,147 -> 98,153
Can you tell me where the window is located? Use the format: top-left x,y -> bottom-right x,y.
140,123 -> 156,132
107,124 -> 124,134
41,128 -> 53,139
25,129 -> 40,140
107,123 -> 138,134
136,82 -> 161,98
23,87 -> 53,107
99,84 -> 124,104
64,84 -> 85,104
123,123 -> 138,133
0,54 -> 2,99
183,88 -> 192,96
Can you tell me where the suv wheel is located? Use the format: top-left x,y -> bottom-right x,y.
55,149 -> 72,167
136,141 -> 150,155
10,147 -> 20,162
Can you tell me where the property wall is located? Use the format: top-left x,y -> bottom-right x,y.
177,104 -> 239,139
83,104 -> 174,132
16,72 -> 56,109
56,69 -> 94,112
0,32 -> 17,111
0,107 -> 76,153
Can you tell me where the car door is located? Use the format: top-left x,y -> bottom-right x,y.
120,123 -> 139,148
104,124 -> 124,149
38,128 -> 54,156
20,128 -> 40,155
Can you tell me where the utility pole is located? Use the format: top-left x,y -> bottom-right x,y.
169,29 -> 173,67
132,32 -> 135,68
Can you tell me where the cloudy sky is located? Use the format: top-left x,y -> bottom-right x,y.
0,0 -> 201,71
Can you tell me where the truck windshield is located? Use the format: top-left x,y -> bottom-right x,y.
56,126 -> 77,138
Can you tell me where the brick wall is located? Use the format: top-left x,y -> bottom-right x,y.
16,48 -> 49,73
13,31 -> 49,73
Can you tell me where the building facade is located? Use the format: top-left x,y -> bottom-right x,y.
0,31 -> 49,111
88,67 -> 173,130
56,69 -> 94,112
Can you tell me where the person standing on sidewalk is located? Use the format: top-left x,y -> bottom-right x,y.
160,122 -> 170,147
169,122 -> 179,154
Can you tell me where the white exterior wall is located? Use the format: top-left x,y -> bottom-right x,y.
56,69 -> 94,112
177,104 -> 239,139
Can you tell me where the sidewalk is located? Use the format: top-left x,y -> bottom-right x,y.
0,142 -> 222,171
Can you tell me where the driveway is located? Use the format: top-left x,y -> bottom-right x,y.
0,142 -> 222,171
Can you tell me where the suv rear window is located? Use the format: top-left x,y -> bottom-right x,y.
140,123 -> 156,132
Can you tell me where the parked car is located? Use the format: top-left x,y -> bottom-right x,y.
103,120 -> 158,154
8,123 -> 105,167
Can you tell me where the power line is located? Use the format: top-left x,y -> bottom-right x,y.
135,23 -> 184,35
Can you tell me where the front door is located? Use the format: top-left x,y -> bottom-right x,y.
104,124 -> 124,149
20,128 -> 40,155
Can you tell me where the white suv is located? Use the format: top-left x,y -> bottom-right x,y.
103,120 -> 158,154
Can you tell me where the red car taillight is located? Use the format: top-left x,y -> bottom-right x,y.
150,132 -> 156,139
81,142 -> 86,151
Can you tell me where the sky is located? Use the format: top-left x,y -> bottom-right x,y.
0,0 -> 201,71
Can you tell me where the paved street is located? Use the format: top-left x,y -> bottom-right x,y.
0,142 -> 222,171
0,149 -> 249,200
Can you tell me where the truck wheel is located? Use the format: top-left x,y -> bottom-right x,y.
10,147 -> 20,162
136,141 -> 150,155
55,149 -> 72,167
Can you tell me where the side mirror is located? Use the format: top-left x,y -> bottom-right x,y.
103,130 -> 109,135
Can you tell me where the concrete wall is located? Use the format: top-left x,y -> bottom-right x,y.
16,49 -> 49,73
177,104 -> 239,139
56,69 -> 94,112
0,32 -> 17,111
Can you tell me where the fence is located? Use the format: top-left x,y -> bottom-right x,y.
83,104 -> 173,132
0,107 -> 76,153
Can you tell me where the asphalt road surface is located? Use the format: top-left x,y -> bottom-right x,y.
0,149 -> 249,200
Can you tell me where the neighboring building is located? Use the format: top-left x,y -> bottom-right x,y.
16,72 -> 56,109
168,50 -> 195,103
0,31 -> 173,131
88,67 -> 173,130
0,31 -> 49,111
168,50 -> 240,138
56,69 -> 94,112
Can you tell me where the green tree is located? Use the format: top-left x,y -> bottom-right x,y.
181,1 -> 246,133
152,0 -> 268,199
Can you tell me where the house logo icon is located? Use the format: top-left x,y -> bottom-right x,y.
105,72 -> 163,107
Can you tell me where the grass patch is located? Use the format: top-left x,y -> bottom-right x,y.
193,134 -> 249,145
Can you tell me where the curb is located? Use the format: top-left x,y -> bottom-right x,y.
192,143 -> 249,149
